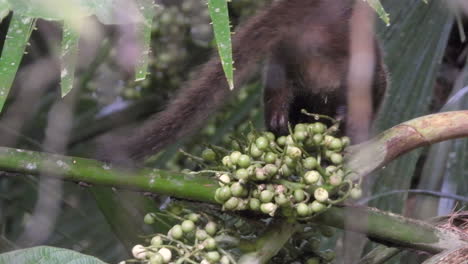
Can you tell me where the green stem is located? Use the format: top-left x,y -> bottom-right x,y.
0,146 -> 217,203
314,206 -> 468,253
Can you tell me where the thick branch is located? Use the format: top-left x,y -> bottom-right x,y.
314,206 -> 468,253
346,111 -> 468,178
0,147 -> 217,203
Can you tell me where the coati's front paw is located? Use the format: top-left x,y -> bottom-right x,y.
267,111 -> 289,135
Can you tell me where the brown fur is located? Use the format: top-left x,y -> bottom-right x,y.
96,0 -> 387,162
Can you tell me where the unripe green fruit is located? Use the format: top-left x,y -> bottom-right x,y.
224,197 -> 240,210
324,135 -> 334,145
310,200 -> 326,212
206,251 -> 221,262
294,123 -> 307,132
158,248 -> 172,263
255,168 -> 267,181
264,152 -> 277,164
216,186 -> 232,201
250,144 -> 263,158
220,255 -> 230,264
251,189 -> 260,198
266,184 -> 275,192
218,174 -> 231,186
277,136 -> 287,146
264,132 -> 276,141
170,224 -> 183,239
236,199 -> 248,210
202,148 -> 216,161
280,164 -> 292,177
294,131 -> 307,141
329,138 -> 343,151
296,202 -> 310,216
341,136 -> 351,147
235,169 -> 249,181
205,221 -> 217,236
187,213 -> 200,223
324,149 -> 334,158
312,122 -> 326,134
255,136 -> 269,150
322,249 -> 336,261
229,151 -> 242,164
305,137 -> 315,147
132,244 -> 146,259
303,170 -> 321,185
306,257 -> 320,264
270,141 -> 278,149
275,193 -> 289,206
264,164 -> 278,176
249,198 -> 261,210
314,187 -> 329,202
246,165 -> 257,176
181,220 -> 195,233
196,229 -> 208,240
238,154 -> 251,168
283,156 -> 296,167
222,156 -> 233,167
230,182 -> 244,197
203,124 -> 216,136
260,202 -> 277,215
293,189 -> 306,202
325,165 -> 338,175
144,213 -> 155,224
313,134 -> 323,144
303,157 -> 318,170
330,153 -> 343,165
285,135 -> 295,145
149,253 -> 164,264
151,235 -> 163,246
329,174 -> 343,186
350,187 -> 363,199
335,169 -> 345,178
260,190 -> 274,203
246,131 -> 256,141
203,237 -> 217,250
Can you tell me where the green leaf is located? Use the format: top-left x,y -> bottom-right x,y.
0,0 -> 10,23
60,20 -> 81,97
0,13 -> 35,112
208,0 -> 234,89
366,0 -> 390,26
0,246 -> 108,264
6,0 -> 144,24
134,0 -> 156,81
6,0 -> 91,21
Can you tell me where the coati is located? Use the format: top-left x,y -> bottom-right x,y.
95,0 -> 387,162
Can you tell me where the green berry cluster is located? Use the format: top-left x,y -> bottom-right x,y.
202,122 -> 362,218
128,213 -> 233,264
